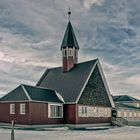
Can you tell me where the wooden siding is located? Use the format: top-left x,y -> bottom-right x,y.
0,102 -> 29,124
29,102 -> 64,125
64,104 -> 77,124
0,102 -> 111,125
78,65 -> 111,107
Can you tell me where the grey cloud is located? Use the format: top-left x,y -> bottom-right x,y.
0,0 -> 140,99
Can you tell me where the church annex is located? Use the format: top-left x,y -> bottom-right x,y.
0,11 -> 115,127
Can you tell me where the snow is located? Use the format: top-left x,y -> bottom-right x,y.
0,126 -> 140,140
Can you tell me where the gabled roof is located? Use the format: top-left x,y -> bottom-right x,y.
36,59 -> 115,107
115,102 -> 140,110
0,85 -> 28,101
37,59 -> 97,103
0,85 -> 64,103
113,95 -> 140,102
61,21 -> 79,50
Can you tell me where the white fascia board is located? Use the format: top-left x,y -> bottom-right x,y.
97,61 -> 115,108
0,85 -> 21,100
55,91 -> 65,103
0,100 -> 29,103
21,85 -> 32,101
75,60 -> 98,103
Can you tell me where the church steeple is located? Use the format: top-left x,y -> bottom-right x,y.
61,9 -> 79,72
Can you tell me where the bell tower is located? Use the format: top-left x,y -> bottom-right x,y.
61,9 -> 79,72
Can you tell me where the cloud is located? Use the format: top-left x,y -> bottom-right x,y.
0,0 -> 140,100
125,75 -> 140,87
83,0 -> 105,10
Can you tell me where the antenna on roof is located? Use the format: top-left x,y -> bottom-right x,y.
68,7 -> 71,21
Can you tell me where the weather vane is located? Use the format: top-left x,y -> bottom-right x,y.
68,7 -> 71,21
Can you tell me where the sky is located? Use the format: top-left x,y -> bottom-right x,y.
0,0 -> 140,98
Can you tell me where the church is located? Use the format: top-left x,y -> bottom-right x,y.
0,11 -> 115,128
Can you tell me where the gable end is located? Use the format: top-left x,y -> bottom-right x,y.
77,61 -> 115,107
0,85 -> 29,102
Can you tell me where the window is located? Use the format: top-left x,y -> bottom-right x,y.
10,104 -> 15,114
78,106 -> 88,117
129,112 -> 132,117
134,112 -> 137,117
78,106 -> 111,117
137,103 -> 139,107
138,112 -> 140,117
49,104 -> 63,118
20,104 -> 26,115
123,111 -> 127,117
117,111 -> 122,117
62,49 -> 67,57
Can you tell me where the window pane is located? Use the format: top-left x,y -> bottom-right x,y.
50,105 -> 63,118
10,104 -> 15,114
20,104 -> 26,115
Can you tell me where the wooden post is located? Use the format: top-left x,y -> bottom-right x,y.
11,120 -> 15,140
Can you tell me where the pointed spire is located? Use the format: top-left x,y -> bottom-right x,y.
61,9 -> 79,50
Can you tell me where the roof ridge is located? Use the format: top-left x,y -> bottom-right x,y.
128,95 -> 140,101
22,84 -> 56,92
116,102 -> 140,109
46,58 -> 99,70
21,85 -> 32,101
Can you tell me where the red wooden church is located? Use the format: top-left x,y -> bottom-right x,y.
0,11 -> 115,128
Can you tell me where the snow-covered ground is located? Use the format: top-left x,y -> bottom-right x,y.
0,126 -> 140,140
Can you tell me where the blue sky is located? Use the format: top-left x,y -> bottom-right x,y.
0,0 -> 140,98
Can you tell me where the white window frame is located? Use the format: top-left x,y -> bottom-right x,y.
129,111 -> 132,117
78,106 -> 88,117
134,112 -> 137,117
48,103 -> 63,118
117,111 -> 122,117
138,112 -> 140,117
10,104 -> 15,114
136,103 -> 139,107
78,106 -> 111,118
123,111 -> 127,117
20,104 -> 26,115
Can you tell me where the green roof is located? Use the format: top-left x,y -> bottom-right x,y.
0,84 -> 64,103
113,95 -> 140,102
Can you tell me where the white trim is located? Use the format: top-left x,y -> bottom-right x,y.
10,104 -> 15,114
0,85 -> 22,101
76,60 -> 98,103
55,91 -> 65,103
21,85 -> 32,101
0,100 -> 29,103
76,59 -> 115,107
0,100 -> 64,104
48,103 -> 63,118
20,103 -> 26,115
97,61 -> 115,108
